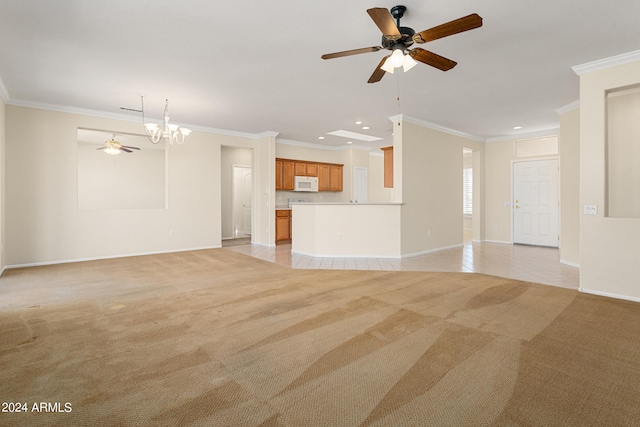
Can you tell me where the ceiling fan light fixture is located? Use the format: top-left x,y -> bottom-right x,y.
389,48 -> 405,67
381,58 -> 395,74
402,54 -> 418,72
104,147 -> 121,156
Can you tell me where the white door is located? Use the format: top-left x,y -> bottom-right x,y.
233,166 -> 252,237
513,159 -> 559,247
242,169 -> 252,235
354,167 -> 368,203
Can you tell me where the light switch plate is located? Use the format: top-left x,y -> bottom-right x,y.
584,204 -> 598,215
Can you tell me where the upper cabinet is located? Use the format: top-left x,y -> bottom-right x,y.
277,158 -> 342,192
380,146 -> 393,188
329,164 -> 343,192
275,158 -> 295,190
294,161 -> 318,177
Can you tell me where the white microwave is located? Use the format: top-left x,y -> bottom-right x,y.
294,176 -> 319,192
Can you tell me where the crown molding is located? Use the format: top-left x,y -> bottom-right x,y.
0,76 -> 10,104
256,131 -> 280,139
5,98 -> 274,140
388,114 -> 485,142
572,49 -> 640,75
555,100 -> 579,115
277,138 -> 371,151
485,128 -> 560,143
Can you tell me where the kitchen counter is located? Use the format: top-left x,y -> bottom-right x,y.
291,203 -> 402,258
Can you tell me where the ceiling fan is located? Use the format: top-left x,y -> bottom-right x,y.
321,5 -> 482,83
97,135 -> 141,155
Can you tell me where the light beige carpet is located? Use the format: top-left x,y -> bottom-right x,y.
1,249 -> 639,426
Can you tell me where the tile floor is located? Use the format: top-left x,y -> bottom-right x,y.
225,241 -> 580,289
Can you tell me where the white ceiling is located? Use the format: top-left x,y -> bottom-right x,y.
2,1 -> 640,149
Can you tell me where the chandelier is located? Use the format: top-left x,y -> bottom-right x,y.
141,96 -> 192,145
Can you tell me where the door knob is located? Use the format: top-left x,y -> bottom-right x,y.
515,205 -> 520,209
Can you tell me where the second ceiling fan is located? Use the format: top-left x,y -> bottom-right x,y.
321,5 -> 482,83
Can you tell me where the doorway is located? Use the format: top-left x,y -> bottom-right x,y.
233,166 -> 252,238
512,159 -> 559,247
354,167 -> 368,203
221,146 -> 253,243
463,148 -> 473,243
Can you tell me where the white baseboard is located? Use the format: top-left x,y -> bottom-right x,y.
579,287 -> 640,303
4,245 -> 222,270
401,244 -> 464,258
483,240 -> 513,244
560,259 -> 580,268
291,250 -> 401,259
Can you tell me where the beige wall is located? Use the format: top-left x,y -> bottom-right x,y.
484,141 -> 514,243
579,59 -> 640,301
606,88 -> 640,218
254,133 -> 277,246
559,107 -> 581,266
0,97 -> 5,272
292,203 -> 401,257
397,119 -> 484,256
368,153 -> 393,202
5,105 -> 271,266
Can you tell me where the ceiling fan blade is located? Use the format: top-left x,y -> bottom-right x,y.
368,55 -> 391,84
96,146 -> 107,150
322,46 -> 382,60
367,8 -> 402,41
408,48 -> 457,71
412,13 -> 483,44
121,146 -> 141,150
120,147 -> 132,153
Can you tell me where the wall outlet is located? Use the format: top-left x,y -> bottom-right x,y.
427,230 -> 431,237
338,233 -> 343,240
169,230 -> 174,237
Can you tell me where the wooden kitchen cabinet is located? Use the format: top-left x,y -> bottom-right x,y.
277,158 -> 342,192
317,164 -> 330,191
276,159 -> 295,190
294,162 -> 318,177
380,146 -> 393,188
275,209 -> 292,243
329,165 -> 343,192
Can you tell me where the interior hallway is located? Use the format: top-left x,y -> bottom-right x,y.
225,241 -> 580,289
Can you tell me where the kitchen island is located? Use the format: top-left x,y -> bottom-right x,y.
291,202 -> 403,258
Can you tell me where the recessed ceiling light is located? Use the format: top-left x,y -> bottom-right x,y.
347,141 -> 353,144
355,121 -> 363,125
318,136 -> 325,140
513,126 -> 523,130
362,126 -> 370,130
